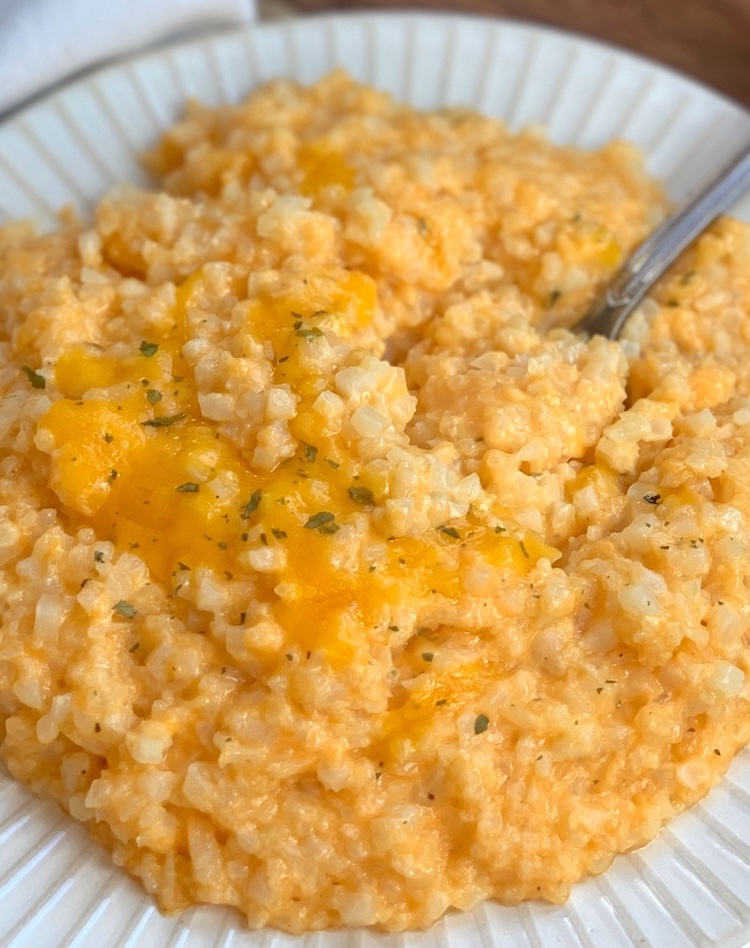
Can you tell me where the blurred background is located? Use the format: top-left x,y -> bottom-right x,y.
2,0 -> 748,118
274,0 -> 750,108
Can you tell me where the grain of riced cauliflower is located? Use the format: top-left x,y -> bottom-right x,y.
1,71 -> 750,933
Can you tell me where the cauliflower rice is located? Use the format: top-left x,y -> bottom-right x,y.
1,72 -> 750,933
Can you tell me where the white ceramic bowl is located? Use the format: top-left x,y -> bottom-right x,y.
2,13 -> 750,948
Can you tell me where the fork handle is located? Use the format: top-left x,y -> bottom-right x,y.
574,142 -> 750,339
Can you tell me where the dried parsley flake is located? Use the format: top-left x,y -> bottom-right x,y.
242,490 -> 262,519
348,486 -> 375,506
439,526 -> 460,540
295,325 -> 323,340
305,511 -> 339,534
142,413 -> 185,428
474,714 -> 490,735
22,366 -> 46,389
113,600 -> 137,620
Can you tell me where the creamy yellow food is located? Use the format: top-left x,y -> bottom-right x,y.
1,72 -> 750,933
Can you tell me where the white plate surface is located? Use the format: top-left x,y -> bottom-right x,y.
2,12 -> 750,948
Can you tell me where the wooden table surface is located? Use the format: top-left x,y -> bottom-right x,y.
284,0 -> 750,109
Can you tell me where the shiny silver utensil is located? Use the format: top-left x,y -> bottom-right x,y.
573,142 -> 750,339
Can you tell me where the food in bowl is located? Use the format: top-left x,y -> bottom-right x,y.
1,71 -> 749,933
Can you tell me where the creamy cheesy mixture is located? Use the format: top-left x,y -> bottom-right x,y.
1,73 -> 750,933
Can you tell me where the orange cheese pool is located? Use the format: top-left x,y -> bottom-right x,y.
1,72 -> 750,932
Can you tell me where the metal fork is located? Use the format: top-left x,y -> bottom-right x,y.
573,142 -> 750,339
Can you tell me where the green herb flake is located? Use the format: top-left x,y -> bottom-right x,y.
519,540 -> 530,558
142,413 -> 185,428
714,748 -> 722,756
176,482 -> 200,493
139,341 -> 159,357
103,432 -> 114,443
22,366 -> 46,389
108,469 -> 118,484
643,493 -> 662,505
94,550 -> 105,564
271,528 -> 288,540
422,652 -> 434,662
295,325 -> 323,340
242,490 -> 262,519
439,526 -> 460,540
113,600 -> 137,620
303,442 -> 318,462
348,486 -> 375,506
494,525 -> 506,533
146,389 -> 163,405
474,713 -> 490,735
326,458 -> 340,469
177,562 -> 191,571
305,511 -> 338,533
